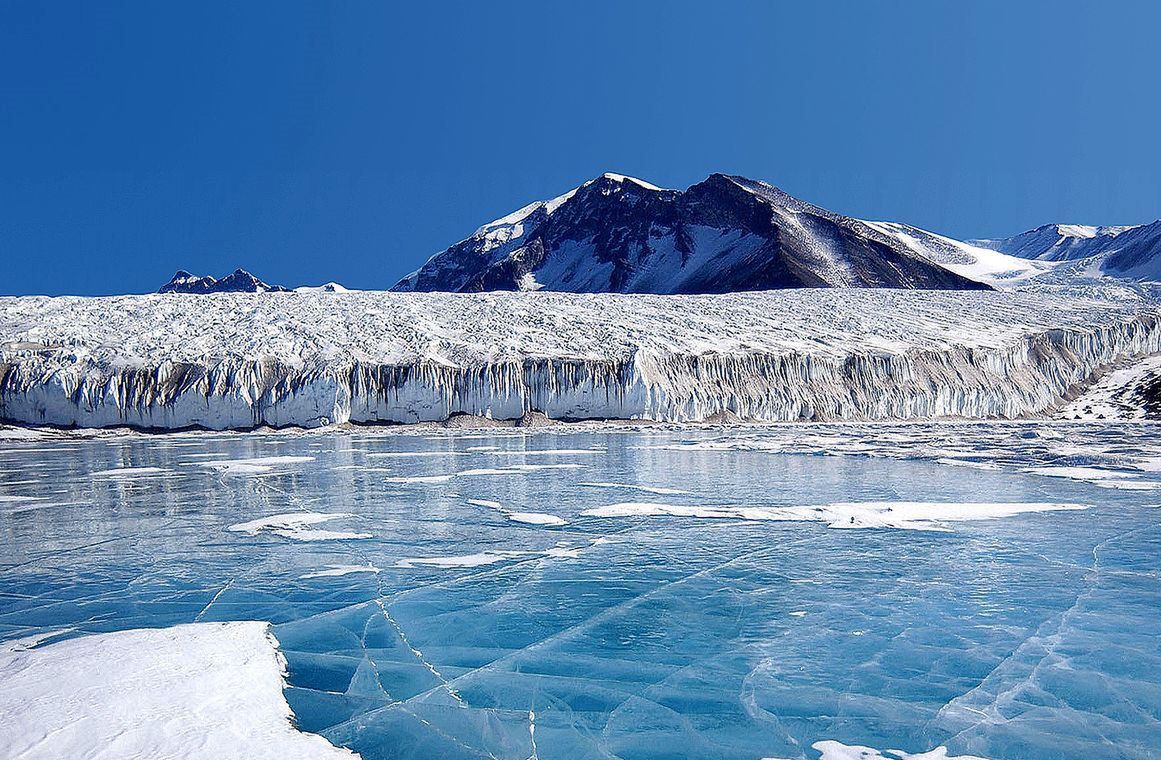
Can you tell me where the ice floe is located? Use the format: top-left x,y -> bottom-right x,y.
387,463 -> 583,485
364,451 -> 466,458
193,455 -> 315,475
383,474 -> 455,484
507,511 -> 567,526
466,498 -> 567,526
456,463 -> 584,476
581,500 -> 1088,531
763,741 -> 989,760
580,481 -> 692,495
1023,465 -> 1135,481
1023,465 -> 1161,490
300,564 -> 381,579
228,512 -> 370,541
0,622 -> 357,759
90,466 -> 169,477
397,540 -> 586,568
396,550 -> 527,568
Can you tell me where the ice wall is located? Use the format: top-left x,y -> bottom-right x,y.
1,288 -> 1159,429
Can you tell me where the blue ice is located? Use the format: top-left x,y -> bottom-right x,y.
0,422 -> 1159,759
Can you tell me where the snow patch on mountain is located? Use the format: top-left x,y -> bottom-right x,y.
599,172 -> 666,191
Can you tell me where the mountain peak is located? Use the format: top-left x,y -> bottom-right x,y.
158,269 -> 290,294
393,172 -> 990,294
593,173 -> 666,191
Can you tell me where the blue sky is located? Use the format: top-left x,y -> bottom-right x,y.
2,1 -> 1159,295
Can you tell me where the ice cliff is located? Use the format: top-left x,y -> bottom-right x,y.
1,287 -> 1159,430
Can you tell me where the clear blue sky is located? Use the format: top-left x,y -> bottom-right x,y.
2,1 -> 1159,295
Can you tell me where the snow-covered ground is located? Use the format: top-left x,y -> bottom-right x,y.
1,286 -> 1159,429
0,622 -> 357,759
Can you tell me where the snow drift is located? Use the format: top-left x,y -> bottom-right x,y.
1,287 -> 1159,430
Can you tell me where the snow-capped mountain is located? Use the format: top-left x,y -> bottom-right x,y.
971,222 -> 1161,282
159,269 -> 290,294
393,173 -> 992,293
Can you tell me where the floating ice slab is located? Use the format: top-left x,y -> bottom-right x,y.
387,463 -> 583,484
580,481 -> 692,495
396,550 -> 528,568
506,511 -> 567,525
0,622 -> 357,760
466,498 -> 567,525
797,741 -> 989,760
300,564 -> 380,579
1023,466 -> 1135,481
194,455 -> 315,475
581,500 -> 1088,530
90,466 -> 169,477
228,512 -> 370,541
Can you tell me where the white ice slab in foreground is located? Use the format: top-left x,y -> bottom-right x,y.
0,622 -> 358,760
762,740 -> 989,759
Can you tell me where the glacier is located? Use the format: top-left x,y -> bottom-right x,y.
1,286 -> 1160,430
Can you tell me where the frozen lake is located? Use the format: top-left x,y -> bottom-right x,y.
1,422 -> 1159,759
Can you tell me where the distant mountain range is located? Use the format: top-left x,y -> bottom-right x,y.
970,222 -> 1161,281
158,269 -> 346,294
158,174 -> 1161,295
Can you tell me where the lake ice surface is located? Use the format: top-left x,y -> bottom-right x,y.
1,422 -> 1159,760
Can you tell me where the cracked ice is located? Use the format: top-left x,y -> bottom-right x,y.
0,423 -> 1159,758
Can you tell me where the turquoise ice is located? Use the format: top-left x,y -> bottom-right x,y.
0,423 -> 1158,759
